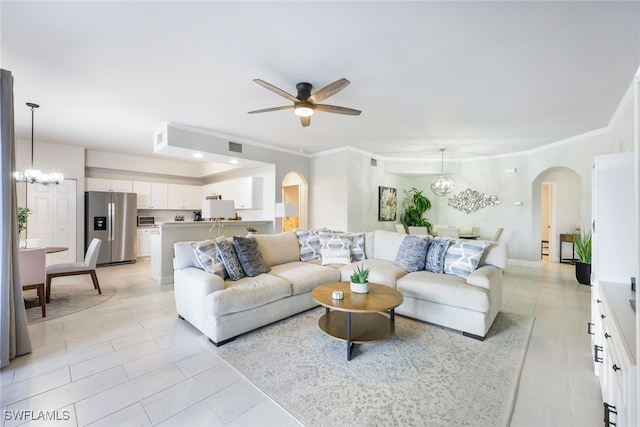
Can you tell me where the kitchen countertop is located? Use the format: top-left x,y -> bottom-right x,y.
158,220 -> 270,226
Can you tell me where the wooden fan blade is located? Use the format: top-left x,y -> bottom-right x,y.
248,105 -> 294,114
308,78 -> 350,103
314,104 -> 361,116
253,79 -> 299,103
300,116 -> 311,127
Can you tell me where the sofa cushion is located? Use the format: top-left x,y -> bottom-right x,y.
190,240 -> 227,279
253,231 -> 300,266
207,274 -> 291,316
295,230 -> 322,262
394,235 -> 429,272
425,238 -> 451,273
349,232 -> 366,261
269,262 -> 341,295
364,231 -> 375,259
478,241 -> 508,269
443,240 -> 490,278
318,231 -> 352,253
232,236 -> 271,277
397,271 -> 490,313
217,240 -> 245,281
373,229 -> 407,262
339,259 -> 408,288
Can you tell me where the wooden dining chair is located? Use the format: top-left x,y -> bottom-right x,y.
45,238 -> 102,303
19,247 -> 47,317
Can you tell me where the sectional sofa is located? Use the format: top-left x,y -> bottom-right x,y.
173,229 -> 508,345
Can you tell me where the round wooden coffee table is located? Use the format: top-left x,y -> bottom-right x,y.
311,281 -> 403,360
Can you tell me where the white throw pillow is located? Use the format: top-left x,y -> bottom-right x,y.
321,248 -> 352,265
373,229 -> 407,262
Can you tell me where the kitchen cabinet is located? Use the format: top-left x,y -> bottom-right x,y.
136,228 -> 158,257
133,181 -> 168,209
86,178 -> 133,192
203,177 -> 263,210
589,153 -> 637,427
167,184 -> 202,210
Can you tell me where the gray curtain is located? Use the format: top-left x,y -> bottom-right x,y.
0,68 -> 32,368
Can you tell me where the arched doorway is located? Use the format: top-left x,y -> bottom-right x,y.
281,172 -> 308,231
532,167 -> 581,263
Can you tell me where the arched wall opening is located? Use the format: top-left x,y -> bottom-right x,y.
281,171 -> 308,231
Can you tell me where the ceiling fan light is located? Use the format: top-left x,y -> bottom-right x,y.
294,105 -> 314,117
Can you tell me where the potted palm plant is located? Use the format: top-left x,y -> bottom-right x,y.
574,229 -> 592,285
350,263 -> 370,294
400,187 -> 432,234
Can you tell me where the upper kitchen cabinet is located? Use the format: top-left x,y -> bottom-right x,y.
86,178 -> 133,193
229,177 -> 263,210
167,184 -> 202,210
133,181 -> 168,209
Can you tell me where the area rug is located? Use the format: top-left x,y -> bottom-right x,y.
24,283 -> 116,323
206,308 -> 533,427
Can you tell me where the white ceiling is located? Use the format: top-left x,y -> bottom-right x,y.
2,1 -> 639,162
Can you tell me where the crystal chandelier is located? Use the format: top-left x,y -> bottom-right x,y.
14,103 -> 64,185
431,148 -> 454,197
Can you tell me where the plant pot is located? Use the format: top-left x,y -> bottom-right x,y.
575,261 -> 591,286
350,281 -> 369,294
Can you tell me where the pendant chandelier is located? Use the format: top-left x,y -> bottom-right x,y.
14,102 -> 64,185
431,148 -> 454,197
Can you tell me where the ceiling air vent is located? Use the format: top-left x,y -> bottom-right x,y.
371,158 -> 377,167
228,141 -> 243,153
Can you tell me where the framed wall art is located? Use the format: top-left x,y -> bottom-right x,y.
378,186 -> 397,221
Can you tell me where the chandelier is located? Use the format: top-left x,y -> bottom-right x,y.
431,148 -> 454,197
14,102 -> 64,185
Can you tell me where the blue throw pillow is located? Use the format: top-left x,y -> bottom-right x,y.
217,240 -> 245,281
232,236 -> 271,277
425,238 -> 451,273
394,235 -> 429,272
444,240 -> 490,278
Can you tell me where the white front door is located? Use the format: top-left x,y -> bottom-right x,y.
27,180 -> 77,265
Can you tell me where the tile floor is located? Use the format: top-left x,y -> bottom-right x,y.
1,259 -> 602,426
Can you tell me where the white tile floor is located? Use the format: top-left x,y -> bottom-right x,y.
1,259 -> 601,426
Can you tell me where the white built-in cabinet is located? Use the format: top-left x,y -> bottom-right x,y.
167,184 -> 202,210
203,177 -> 263,210
590,152 -> 637,427
133,181 -> 168,209
86,178 -> 133,193
136,228 -> 158,257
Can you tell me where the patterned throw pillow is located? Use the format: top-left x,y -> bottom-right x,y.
232,236 -> 271,277
296,230 -> 322,262
444,240 -> 490,278
349,232 -> 366,261
190,240 -> 227,278
318,232 -> 352,258
425,238 -> 451,273
321,248 -> 352,265
216,240 -> 245,281
394,235 -> 429,272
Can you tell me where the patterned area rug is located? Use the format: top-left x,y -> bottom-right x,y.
24,282 -> 116,323
206,308 -> 533,427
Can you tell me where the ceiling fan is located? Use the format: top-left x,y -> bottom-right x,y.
248,78 -> 361,127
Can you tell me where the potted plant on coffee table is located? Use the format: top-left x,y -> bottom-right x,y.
574,229 -> 592,285
350,263 -> 370,294
400,187 -> 432,234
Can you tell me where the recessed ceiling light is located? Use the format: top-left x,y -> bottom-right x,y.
193,152 -> 203,159
230,159 -> 239,164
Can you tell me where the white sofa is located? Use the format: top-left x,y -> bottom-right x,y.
173,230 -> 508,345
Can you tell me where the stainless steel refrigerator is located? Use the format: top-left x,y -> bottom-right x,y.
85,191 -> 137,265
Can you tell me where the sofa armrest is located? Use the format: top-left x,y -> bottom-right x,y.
466,265 -> 500,290
174,267 -> 225,297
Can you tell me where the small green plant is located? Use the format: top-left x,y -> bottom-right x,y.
17,206 -> 31,233
350,263 -> 370,284
246,226 -> 258,233
574,230 -> 592,264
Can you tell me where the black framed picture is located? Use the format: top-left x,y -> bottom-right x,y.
378,186 -> 397,221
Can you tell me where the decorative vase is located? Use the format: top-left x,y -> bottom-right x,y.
350,281 -> 369,294
575,261 -> 591,286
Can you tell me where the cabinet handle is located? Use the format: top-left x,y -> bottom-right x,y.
612,364 -> 621,372
587,322 -> 595,335
604,332 -> 611,339
604,402 -> 617,426
601,314 -> 606,319
596,299 -> 601,303
594,345 -> 603,363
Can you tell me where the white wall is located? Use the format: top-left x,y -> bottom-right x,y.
309,149 -> 349,231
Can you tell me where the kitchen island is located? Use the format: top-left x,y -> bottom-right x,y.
151,220 -> 272,284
